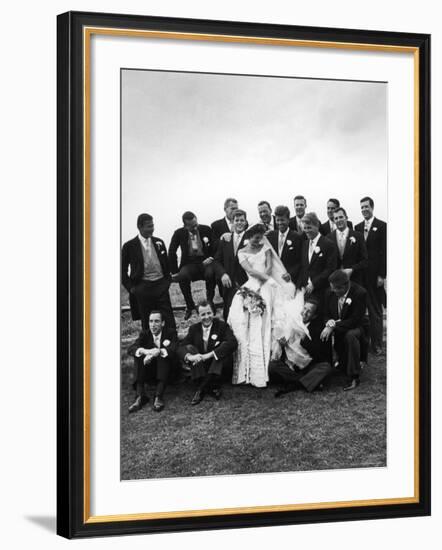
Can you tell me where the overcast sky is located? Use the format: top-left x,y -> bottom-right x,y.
122,69 -> 387,245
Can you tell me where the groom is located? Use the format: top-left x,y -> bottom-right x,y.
267,205 -> 303,285
213,208 -> 249,319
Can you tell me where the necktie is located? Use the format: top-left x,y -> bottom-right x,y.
364,223 -> 369,241
338,297 -> 344,316
308,240 -> 315,262
146,238 -> 152,260
337,232 -> 346,258
278,232 -> 285,256
154,335 -> 160,348
233,233 -> 239,255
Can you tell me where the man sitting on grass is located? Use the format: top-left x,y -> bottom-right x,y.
179,300 -> 237,405
321,269 -> 368,391
270,297 -> 333,395
127,310 -> 178,413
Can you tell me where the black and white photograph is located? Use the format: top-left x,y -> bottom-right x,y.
120,68 -> 388,481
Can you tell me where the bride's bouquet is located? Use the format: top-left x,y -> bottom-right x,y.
236,286 -> 266,316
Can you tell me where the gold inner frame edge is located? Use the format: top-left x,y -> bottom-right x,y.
82,26 -> 421,524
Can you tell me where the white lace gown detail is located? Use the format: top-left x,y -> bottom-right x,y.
228,242 -> 311,388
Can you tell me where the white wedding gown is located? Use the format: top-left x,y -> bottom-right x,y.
228,240 -> 311,388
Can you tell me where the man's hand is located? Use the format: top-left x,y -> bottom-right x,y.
221,273 -> 232,288
282,273 -> 291,283
305,282 -> 314,295
221,232 -> 232,242
202,257 -> 214,266
320,326 -> 334,342
377,276 -> 385,288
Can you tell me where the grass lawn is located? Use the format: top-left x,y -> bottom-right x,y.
120,282 -> 386,480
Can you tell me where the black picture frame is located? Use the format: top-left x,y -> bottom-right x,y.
57,10 -> 431,539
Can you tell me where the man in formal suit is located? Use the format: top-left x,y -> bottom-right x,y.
127,310 -> 178,412
321,270 -> 368,391
211,198 -> 239,304
319,198 -> 354,236
267,205 -> 303,285
121,213 -> 175,330
178,301 -> 238,405
211,197 -> 238,243
296,212 -> 337,302
213,209 -> 248,320
169,211 -> 216,320
355,196 -> 387,355
270,298 -> 333,394
289,195 -> 307,234
327,207 -> 368,286
257,200 -> 276,232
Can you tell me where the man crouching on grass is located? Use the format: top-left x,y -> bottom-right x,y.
127,310 -> 178,413
179,300 -> 237,405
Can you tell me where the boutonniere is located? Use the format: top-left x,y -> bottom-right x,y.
372,227 -> 378,232
314,246 -> 321,254
345,298 -> 352,305
211,334 -> 218,340
286,239 -> 292,246
243,239 -> 249,246
319,253 -> 323,257
162,339 -> 170,347
203,236 -> 209,244
161,250 -> 166,254
288,246 -> 294,250
349,236 -> 356,244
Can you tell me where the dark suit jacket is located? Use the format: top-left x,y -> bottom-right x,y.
301,317 -> 332,364
178,318 -> 237,361
127,327 -> 178,359
168,225 -> 214,273
266,229 -> 303,284
327,229 -> 368,285
354,217 -> 387,284
324,282 -> 367,336
213,233 -> 248,287
211,218 -> 231,241
320,219 -> 353,236
121,236 -> 171,320
296,235 -> 337,291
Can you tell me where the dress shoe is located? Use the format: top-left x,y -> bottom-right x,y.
184,308 -> 194,321
191,390 -> 204,405
274,385 -> 297,398
211,388 -> 222,400
343,378 -> 360,391
153,396 -> 164,412
128,395 -> 149,413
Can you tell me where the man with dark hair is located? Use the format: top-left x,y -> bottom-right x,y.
257,200 -> 276,231
319,198 -> 354,235
270,298 -> 333,394
127,310 -> 178,412
211,198 -> 238,242
169,212 -> 216,320
355,197 -> 387,355
327,207 -> 368,286
289,195 -> 307,234
296,212 -> 337,300
213,209 -> 248,319
321,270 -> 367,391
178,300 -> 237,405
121,213 -> 175,330
267,205 -> 303,284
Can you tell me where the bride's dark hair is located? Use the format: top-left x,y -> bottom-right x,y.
244,223 -> 266,239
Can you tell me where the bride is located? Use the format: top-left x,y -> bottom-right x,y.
228,224 -> 311,388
